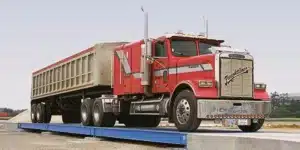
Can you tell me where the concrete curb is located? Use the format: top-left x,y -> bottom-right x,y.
187,134 -> 300,150
0,122 -> 18,131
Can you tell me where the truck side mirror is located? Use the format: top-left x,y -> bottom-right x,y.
163,70 -> 168,82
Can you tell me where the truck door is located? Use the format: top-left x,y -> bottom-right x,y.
115,48 -> 131,95
152,40 -> 169,93
122,48 -> 132,94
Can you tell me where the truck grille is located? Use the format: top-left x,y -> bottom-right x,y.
219,58 -> 253,98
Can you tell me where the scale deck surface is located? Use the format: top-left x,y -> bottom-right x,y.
18,123 -> 187,146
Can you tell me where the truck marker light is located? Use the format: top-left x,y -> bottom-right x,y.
254,83 -> 267,90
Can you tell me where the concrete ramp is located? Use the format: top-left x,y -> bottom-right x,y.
9,110 -> 31,123
187,132 -> 300,150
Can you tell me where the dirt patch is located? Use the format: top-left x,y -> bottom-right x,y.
263,123 -> 300,129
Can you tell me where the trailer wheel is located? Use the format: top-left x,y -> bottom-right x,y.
92,99 -> 116,127
81,98 -> 94,126
44,104 -> 52,123
62,110 -> 81,123
172,89 -> 201,132
238,119 -> 265,132
31,104 -> 37,123
36,103 -> 45,123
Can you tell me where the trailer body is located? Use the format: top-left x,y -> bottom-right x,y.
31,42 -> 128,100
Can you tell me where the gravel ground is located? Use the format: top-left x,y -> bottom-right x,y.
0,123 -> 184,150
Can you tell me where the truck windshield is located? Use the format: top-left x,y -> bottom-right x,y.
171,40 -> 197,56
199,43 -> 215,55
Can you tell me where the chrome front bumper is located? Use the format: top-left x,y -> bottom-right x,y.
197,100 -> 271,119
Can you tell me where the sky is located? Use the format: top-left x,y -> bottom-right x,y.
0,0 -> 299,109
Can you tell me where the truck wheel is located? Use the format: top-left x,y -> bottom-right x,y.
140,116 -> 161,127
238,119 -> 265,132
172,90 -> 201,132
81,98 -> 94,126
44,104 -> 52,123
36,103 -> 45,123
123,116 -> 139,127
62,110 -> 81,123
92,99 -> 116,127
31,104 -> 37,123
124,116 -> 160,127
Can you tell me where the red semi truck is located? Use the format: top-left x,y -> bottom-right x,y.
30,13 -> 271,132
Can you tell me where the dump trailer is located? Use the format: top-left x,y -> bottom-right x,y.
30,12 -> 272,132
30,42 -> 128,124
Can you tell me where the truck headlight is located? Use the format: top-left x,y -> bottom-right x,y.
199,80 -> 213,87
255,83 -> 266,90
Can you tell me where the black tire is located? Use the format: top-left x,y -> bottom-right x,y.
123,116 -> 139,127
92,99 -> 116,127
81,98 -> 95,126
238,119 -> 265,132
172,90 -> 201,132
36,103 -> 45,123
31,104 -> 37,123
123,116 -> 161,127
44,104 -> 52,123
141,116 -> 161,127
62,110 -> 81,124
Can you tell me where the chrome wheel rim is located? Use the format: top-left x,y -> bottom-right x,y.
176,99 -> 190,124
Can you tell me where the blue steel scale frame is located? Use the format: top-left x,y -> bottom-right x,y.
18,123 -> 187,146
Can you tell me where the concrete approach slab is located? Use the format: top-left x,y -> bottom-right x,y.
187,130 -> 300,150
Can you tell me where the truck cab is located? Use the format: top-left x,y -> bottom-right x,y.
112,32 -> 271,132
117,33 -> 268,131
152,32 -> 269,100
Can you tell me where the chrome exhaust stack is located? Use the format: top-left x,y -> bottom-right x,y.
141,7 -> 152,96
